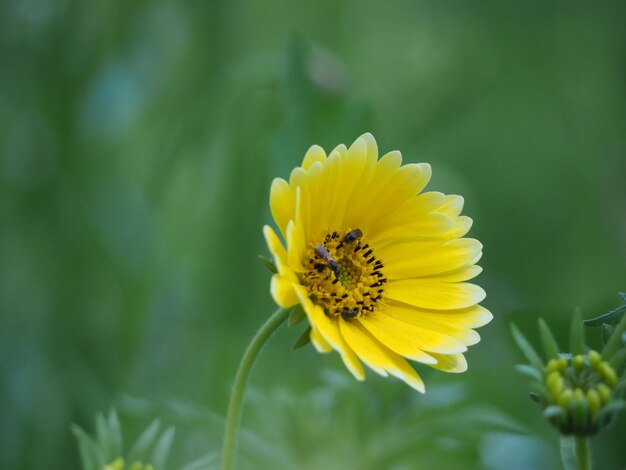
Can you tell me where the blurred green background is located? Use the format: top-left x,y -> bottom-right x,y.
1,1 -> 625,469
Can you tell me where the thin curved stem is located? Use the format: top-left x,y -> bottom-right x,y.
220,307 -> 290,470
575,436 -> 591,470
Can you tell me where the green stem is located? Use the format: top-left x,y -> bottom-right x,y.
575,436 -> 591,470
220,307 -> 290,470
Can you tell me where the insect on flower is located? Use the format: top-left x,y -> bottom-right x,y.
343,228 -> 363,244
314,245 -> 341,276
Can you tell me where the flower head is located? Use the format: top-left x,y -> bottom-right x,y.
264,133 -> 491,392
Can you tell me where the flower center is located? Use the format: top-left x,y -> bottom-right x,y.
302,228 -> 386,319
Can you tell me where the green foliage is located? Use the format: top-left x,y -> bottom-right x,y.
72,410 -> 174,470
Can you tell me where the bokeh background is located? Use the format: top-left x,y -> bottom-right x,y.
1,1 -> 625,469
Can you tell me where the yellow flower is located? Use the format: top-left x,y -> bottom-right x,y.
264,133 -> 491,392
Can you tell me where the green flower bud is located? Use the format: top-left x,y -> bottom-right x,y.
557,357 -> 568,372
597,383 -> 613,404
599,362 -> 618,388
573,354 -> 585,372
587,389 -> 601,416
546,371 -> 564,401
105,459 -> 125,470
558,388 -> 573,409
588,350 -> 602,370
574,388 -> 585,401
546,358 -> 560,374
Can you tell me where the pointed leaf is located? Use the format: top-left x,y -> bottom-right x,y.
292,326 -> 311,350
570,311 -> 585,355
180,452 -> 220,470
95,412 -> 111,459
609,348 -> 626,371
72,425 -> 106,470
603,308 -> 626,358
287,304 -> 306,327
258,255 -> 278,273
514,364 -> 543,382
128,420 -> 160,463
510,323 -> 544,371
543,405 -> 565,420
583,304 -> 626,327
538,318 -> 560,360
107,409 -> 122,458
595,400 -> 626,423
602,324 -> 615,346
150,426 -> 175,470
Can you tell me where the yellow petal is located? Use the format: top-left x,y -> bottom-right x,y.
285,223 -> 304,272
396,303 -> 493,329
417,265 -> 483,283
301,145 -> 326,170
437,194 -> 464,216
310,327 -> 332,353
358,314 -> 438,364
339,319 -> 425,392
380,238 -> 483,279
263,225 -> 288,270
385,302 -> 485,346
269,178 -> 294,238
381,305 -> 469,353
368,212 -> 457,246
429,353 -> 468,373
386,281 -> 486,310
270,275 -> 299,307
293,285 -> 365,380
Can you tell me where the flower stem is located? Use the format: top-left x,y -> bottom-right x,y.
575,436 -> 591,470
220,307 -> 290,470
560,436 -> 592,470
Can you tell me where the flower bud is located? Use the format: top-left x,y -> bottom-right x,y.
599,362 -> 618,388
573,354 -> 585,372
597,383 -> 613,404
558,389 -> 573,409
587,389 -> 601,416
588,350 -> 602,370
546,372 -> 564,401
546,358 -> 560,374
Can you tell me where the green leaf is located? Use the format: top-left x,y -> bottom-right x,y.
258,255 -> 277,274
150,426 -> 175,470
603,306 -> 626,358
570,310 -> 585,356
95,412 -> 111,459
510,323 -> 544,371
287,304 -> 306,327
583,304 -> 626,327
602,324 -> 615,346
128,420 -> 160,463
543,405 -> 565,420
619,292 -> 626,302
292,326 -> 311,350
514,364 -> 543,382
72,425 -> 106,470
538,318 -> 560,360
609,348 -> 626,370
107,409 -> 122,458
595,400 -> 626,423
